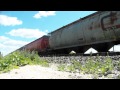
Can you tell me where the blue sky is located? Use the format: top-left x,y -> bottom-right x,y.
0,11 -> 119,56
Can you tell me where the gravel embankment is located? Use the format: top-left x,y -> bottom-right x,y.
0,64 -> 101,79
40,56 -> 120,64
0,65 -> 71,79
0,64 -> 119,79
0,55 -> 120,79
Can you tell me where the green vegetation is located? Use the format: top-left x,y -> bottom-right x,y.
57,56 -> 115,76
57,64 -> 66,71
0,52 -> 3,60
0,51 -> 49,73
82,57 -> 114,75
1,50 -> 120,78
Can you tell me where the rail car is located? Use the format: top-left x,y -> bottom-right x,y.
49,11 -> 120,54
18,35 -> 49,53
16,11 -> 120,55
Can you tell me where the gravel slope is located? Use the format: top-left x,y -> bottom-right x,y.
0,64 -> 119,79
0,65 -> 95,79
0,65 -> 73,79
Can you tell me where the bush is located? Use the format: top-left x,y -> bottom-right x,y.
0,50 -> 49,73
0,51 -> 3,60
57,64 -> 66,71
66,65 -> 76,73
57,57 -> 114,75
79,57 -> 114,75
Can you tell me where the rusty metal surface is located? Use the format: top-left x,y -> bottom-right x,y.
49,11 -> 120,50
21,35 -> 49,52
49,11 -> 102,34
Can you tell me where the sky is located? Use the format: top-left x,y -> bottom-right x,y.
0,11 -> 120,56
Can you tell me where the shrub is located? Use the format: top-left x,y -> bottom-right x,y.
0,50 -> 49,73
66,65 -> 76,73
57,64 -> 66,71
0,51 -> 3,60
57,57 -> 114,76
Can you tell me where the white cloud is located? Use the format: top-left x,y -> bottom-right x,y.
33,11 -> 56,19
0,36 -> 29,56
7,28 -> 48,38
0,15 -> 22,26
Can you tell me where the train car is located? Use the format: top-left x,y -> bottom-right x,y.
19,35 -> 49,53
49,11 -> 120,53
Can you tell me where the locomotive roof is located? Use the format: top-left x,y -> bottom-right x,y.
49,11 -> 102,34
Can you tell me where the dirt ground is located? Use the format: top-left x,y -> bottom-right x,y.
0,65 -> 74,79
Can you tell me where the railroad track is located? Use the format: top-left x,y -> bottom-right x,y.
39,52 -> 120,57
39,52 -> 120,64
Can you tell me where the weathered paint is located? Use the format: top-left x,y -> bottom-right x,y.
49,11 -> 120,50
22,36 -> 49,52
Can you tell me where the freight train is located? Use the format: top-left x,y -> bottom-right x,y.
17,11 -> 120,55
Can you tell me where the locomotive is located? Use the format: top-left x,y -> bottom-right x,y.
18,11 -> 120,54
